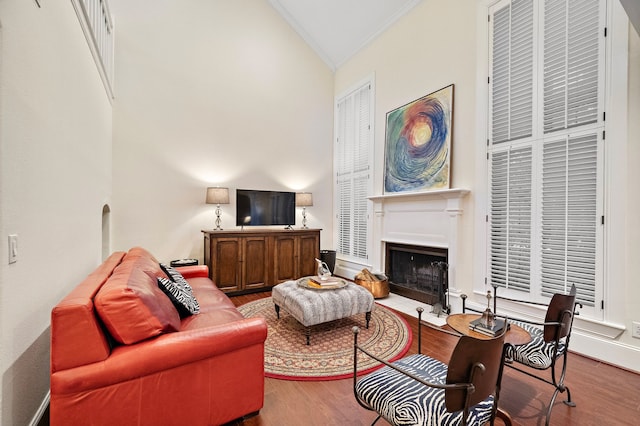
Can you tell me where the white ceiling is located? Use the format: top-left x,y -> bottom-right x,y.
268,0 -> 423,70
620,0 -> 640,36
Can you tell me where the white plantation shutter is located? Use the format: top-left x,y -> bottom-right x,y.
335,83 -> 371,260
490,147 -> 532,292
72,0 -> 115,98
543,0 -> 601,132
488,0 -> 604,310
541,133 -> 598,304
336,95 -> 353,256
490,0 -> 534,144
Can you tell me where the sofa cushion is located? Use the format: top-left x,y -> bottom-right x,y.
51,251 -> 128,373
95,260 -> 180,344
158,277 -> 200,316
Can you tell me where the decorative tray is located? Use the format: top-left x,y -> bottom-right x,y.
296,276 -> 348,290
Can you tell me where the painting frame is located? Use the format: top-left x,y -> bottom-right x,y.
383,84 -> 454,194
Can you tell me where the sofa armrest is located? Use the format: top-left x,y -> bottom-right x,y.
51,316 -> 267,394
175,264 -> 209,278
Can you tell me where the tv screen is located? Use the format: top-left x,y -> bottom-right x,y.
236,189 -> 295,227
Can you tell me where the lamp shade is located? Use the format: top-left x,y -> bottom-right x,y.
295,192 -> 313,207
206,187 -> 230,204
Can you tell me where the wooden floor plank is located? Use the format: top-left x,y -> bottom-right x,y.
229,291 -> 640,426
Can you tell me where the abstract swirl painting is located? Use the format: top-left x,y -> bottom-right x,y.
384,85 -> 453,193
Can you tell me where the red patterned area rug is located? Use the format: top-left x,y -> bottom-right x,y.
238,297 -> 412,381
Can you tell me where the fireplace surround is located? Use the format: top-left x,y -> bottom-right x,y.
369,188 -> 469,308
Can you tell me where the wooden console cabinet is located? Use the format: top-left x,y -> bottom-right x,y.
202,229 -> 321,294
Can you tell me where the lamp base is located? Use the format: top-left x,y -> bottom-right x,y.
214,204 -> 223,230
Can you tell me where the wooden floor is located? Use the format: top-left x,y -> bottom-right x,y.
228,291 -> 640,426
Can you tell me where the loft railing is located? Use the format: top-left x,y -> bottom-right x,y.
72,0 -> 115,99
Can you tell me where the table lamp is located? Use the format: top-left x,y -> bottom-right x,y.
295,192 -> 313,229
206,187 -> 230,230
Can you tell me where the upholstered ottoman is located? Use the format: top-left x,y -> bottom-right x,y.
272,278 -> 375,345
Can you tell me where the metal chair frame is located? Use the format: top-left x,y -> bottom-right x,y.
461,284 -> 582,426
352,308 -> 508,426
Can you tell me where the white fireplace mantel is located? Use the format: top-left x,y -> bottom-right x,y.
368,188 -> 470,203
368,188 -> 470,294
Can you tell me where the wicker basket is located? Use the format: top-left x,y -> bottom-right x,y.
355,274 -> 390,299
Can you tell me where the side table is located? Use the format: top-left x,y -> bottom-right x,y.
447,313 -> 531,346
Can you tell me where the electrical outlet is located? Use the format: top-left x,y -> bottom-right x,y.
632,321 -> 640,339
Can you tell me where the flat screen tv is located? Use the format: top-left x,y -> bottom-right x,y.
236,189 -> 296,227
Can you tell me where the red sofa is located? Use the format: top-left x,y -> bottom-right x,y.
50,247 -> 267,425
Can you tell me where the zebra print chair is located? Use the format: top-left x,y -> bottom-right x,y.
352,308 -> 508,426
463,284 -> 581,426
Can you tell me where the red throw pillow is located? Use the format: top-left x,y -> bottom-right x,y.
95,261 -> 180,344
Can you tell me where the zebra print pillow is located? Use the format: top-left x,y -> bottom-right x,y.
158,264 -> 199,315
157,277 -> 200,317
160,263 -> 191,286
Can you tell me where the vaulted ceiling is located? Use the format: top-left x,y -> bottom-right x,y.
267,0 -> 422,71
620,0 -> 640,36
269,0 -> 640,72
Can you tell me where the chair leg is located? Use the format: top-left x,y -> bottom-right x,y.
548,350 -> 576,424
546,386 -> 561,426
506,361 -> 576,426
544,354 -> 575,426
563,385 -> 576,407
544,382 -> 575,425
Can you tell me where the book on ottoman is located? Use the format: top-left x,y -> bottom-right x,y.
308,277 -> 343,288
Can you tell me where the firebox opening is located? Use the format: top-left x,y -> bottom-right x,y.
385,243 -> 449,311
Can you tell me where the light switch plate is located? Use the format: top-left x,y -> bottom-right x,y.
8,234 -> 17,264
632,321 -> 640,339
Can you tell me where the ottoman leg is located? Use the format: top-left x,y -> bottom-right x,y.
274,304 -> 280,319
365,311 -> 371,329
305,327 -> 311,345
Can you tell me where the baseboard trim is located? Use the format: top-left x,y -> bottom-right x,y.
571,332 -> 640,374
29,390 -> 50,426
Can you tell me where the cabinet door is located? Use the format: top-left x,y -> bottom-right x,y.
299,232 -> 320,277
273,235 -> 297,283
210,237 -> 242,292
242,236 -> 269,290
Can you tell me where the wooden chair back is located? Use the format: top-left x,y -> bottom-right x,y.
543,284 -> 577,342
445,330 -> 506,413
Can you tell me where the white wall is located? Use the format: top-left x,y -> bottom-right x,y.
335,0 -> 640,371
625,22 -> 640,357
0,1 -> 113,424
335,0 -> 478,297
110,0 -> 336,262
